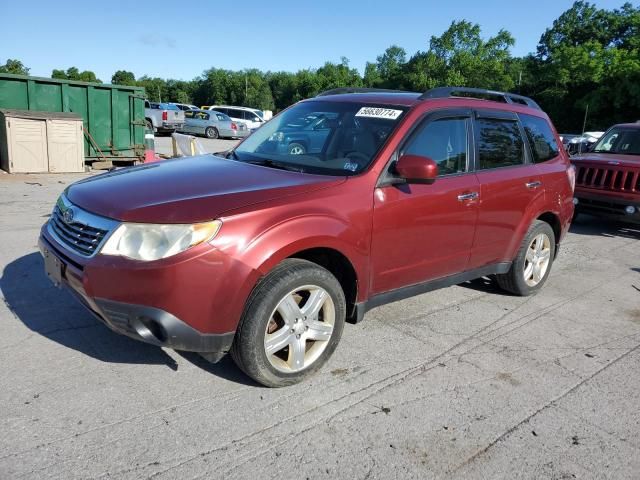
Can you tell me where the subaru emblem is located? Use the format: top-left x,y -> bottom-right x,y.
63,208 -> 75,224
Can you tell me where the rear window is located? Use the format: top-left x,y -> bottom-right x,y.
520,114 -> 560,163
163,104 -> 180,111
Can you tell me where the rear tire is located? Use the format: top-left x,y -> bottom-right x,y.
205,127 -> 219,139
496,220 -> 556,296
231,259 -> 346,387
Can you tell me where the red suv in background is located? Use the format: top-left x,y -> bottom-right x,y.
571,123 -> 640,224
39,87 -> 575,387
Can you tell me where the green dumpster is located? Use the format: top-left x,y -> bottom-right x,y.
0,73 -> 146,164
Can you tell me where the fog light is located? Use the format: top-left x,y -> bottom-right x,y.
625,206 -> 636,215
573,198 -> 579,205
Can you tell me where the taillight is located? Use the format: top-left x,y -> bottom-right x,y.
567,164 -> 576,192
162,111 -> 168,121
231,122 -> 238,130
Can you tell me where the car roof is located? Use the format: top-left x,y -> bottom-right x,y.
212,105 -> 260,111
612,122 -> 640,129
302,92 -> 546,117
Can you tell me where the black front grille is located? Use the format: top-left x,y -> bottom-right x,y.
576,165 -> 639,193
50,206 -> 109,256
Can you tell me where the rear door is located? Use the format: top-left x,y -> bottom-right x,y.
468,110 -> 544,268
370,109 -> 480,294
182,111 -> 195,133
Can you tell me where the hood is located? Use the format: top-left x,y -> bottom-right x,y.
571,152 -> 640,169
67,155 -> 345,223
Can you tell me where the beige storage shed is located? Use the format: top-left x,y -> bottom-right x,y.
0,110 -> 85,173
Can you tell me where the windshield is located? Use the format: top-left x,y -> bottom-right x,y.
233,101 -> 406,175
592,127 -> 640,155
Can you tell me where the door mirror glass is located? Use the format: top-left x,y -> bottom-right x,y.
395,154 -> 438,184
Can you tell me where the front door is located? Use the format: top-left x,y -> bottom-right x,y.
370,111 -> 480,295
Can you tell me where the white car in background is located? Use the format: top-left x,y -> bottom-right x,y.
207,105 -> 266,130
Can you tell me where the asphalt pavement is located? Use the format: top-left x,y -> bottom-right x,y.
1,171 -> 639,479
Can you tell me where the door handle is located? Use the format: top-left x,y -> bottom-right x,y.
526,181 -> 543,189
457,192 -> 479,202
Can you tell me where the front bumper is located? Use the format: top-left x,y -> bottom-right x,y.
574,192 -> 640,224
38,231 -> 249,359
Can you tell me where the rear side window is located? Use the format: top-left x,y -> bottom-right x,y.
520,114 -> 560,163
185,111 -> 194,118
404,117 -> 468,175
476,118 -> 524,170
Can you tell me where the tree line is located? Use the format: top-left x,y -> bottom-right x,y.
1,1 -> 639,132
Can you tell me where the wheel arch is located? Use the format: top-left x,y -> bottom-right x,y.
286,247 -> 359,322
537,211 -> 561,250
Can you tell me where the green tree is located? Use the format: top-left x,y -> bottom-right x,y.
51,67 -> 101,83
0,59 -> 30,75
402,21 -> 516,92
111,70 -> 136,86
368,46 -> 407,87
527,1 -> 640,130
136,76 -> 169,102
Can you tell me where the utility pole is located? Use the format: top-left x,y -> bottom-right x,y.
245,75 -> 248,104
518,71 -> 522,94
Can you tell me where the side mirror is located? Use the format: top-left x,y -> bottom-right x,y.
395,154 -> 438,184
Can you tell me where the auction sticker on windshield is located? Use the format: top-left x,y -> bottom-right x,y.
355,107 -> 403,120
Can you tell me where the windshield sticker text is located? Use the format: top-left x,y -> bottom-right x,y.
355,107 -> 403,120
343,162 -> 359,172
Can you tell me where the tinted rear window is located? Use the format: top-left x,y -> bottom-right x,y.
520,114 -> 560,163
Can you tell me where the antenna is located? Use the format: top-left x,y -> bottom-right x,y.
578,104 -> 589,156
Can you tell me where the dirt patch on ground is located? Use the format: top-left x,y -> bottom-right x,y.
627,309 -> 640,324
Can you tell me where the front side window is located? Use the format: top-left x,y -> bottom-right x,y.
233,101 -> 407,176
403,117 -> 468,175
592,127 -> 640,155
477,118 -> 525,170
520,114 -> 560,163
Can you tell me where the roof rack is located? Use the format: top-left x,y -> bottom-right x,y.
419,87 -> 541,110
316,87 -> 408,97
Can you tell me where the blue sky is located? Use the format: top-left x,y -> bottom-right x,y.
1,0 -> 629,82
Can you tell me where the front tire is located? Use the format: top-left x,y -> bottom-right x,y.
496,220 -> 556,296
231,259 -> 346,387
288,142 -> 306,155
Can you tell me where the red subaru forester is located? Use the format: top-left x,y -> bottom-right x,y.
39,87 -> 575,387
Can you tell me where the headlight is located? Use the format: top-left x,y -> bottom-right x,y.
268,131 -> 284,142
100,220 -> 221,261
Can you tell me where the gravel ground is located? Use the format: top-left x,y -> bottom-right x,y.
1,171 -> 639,479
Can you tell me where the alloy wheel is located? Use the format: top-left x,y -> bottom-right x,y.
523,233 -> 551,287
264,285 -> 335,373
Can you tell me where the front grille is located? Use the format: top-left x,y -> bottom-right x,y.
49,204 -> 111,257
576,165 -> 640,193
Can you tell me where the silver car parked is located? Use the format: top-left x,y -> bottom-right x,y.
180,109 -> 249,139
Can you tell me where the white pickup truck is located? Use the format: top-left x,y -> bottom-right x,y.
144,101 -> 185,135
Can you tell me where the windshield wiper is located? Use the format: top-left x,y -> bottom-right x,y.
247,159 -> 305,173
